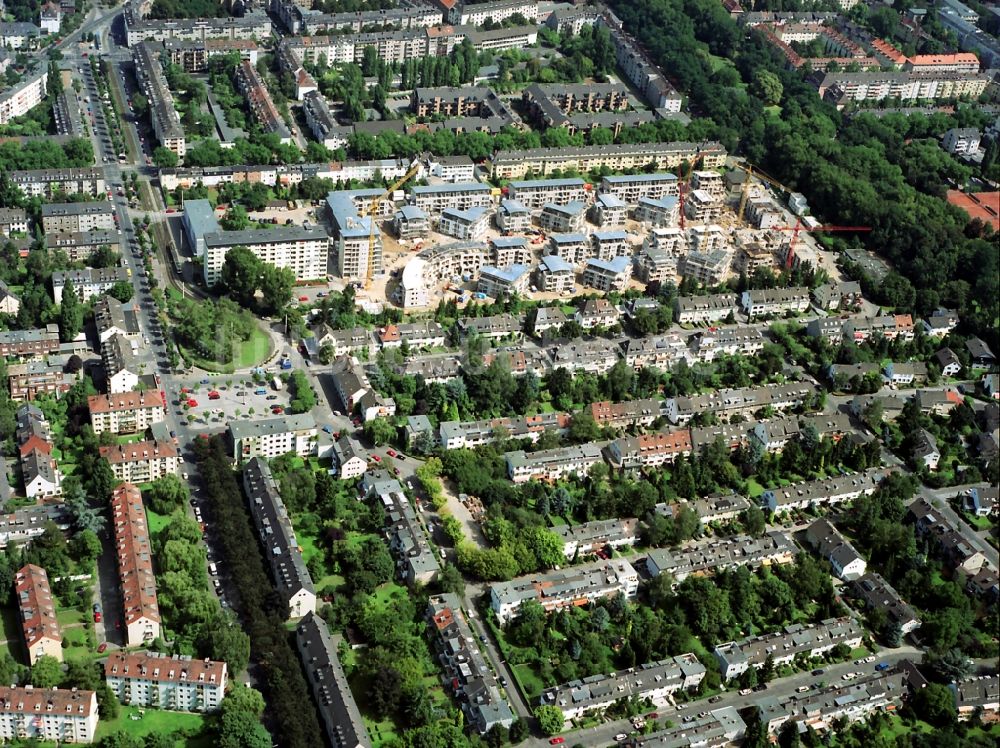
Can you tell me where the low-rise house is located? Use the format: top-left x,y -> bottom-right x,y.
0,325 -> 60,359
908,498 -> 987,574
665,382 -> 815,425
921,308 -> 959,337
966,337 -> 996,368
457,314 -> 524,341
691,326 -> 765,363
243,458 -> 316,620
961,486 -> 998,517
0,280 -> 20,316
505,442 -> 604,483
530,305 -> 568,336
482,348 -> 551,378
88,391 -> 165,435
915,388 -> 963,415
110,484 -> 161,647
304,324 -> 371,359
965,566 -> 1000,602
607,430 -> 692,469
330,355 -> 397,422
714,617 -> 863,681
811,281 -> 863,311
377,321 -> 446,349
646,531 -> 798,581
910,428 -> 940,469
227,413 -> 318,464
368,475 -> 439,586
588,398 -> 661,429
439,413 -> 570,450
675,293 -> 740,324
0,505 -> 68,548
851,572 -> 921,635
622,333 -> 688,370
575,298 -> 620,330
332,435 -> 367,480
0,686 -> 98,744
741,287 -> 811,318
935,347 -> 962,377
104,651 -> 226,712
690,494 -> 753,525
552,518 -> 639,560
295,613 -> 372,748
100,440 -> 178,484
760,468 -> 890,513
427,594 -> 514,734
884,361 -> 928,387
806,518 -> 867,580
539,654 -> 705,720
15,564 -> 61,664
954,675 -> 999,723
850,393 -> 909,422
489,558 -> 639,623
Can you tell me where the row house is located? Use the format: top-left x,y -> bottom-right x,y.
15,564 -> 61,664
691,326 -> 765,363
104,651 -> 226,713
296,613 -> 372,748
806,518 -> 867,581
714,617 -> 863,681
606,430 -> 693,469
377,321 -> 446,349
588,398 -> 662,429
675,293 -> 741,324
646,531 -> 798,581
110,484 -> 161,647
368,474 -> 440,586
552,518 -> 639,560
234,59 -> 292,143
540,654 -> 705,721
0,686 -> 97,744
481,348 -> 551,378
99,440 -> 178,484
427,594 -> 514,734
665,382 -> 815,425
623,334 -> 688,370
7,361 -> 73,402
955,675 -> 1000,723
398,354 -> 463,383
243,458 -> 317,619
505,443 -> 604,483
88,391 -> 165,435
550,338 -> 621,375
741,286 -> 811,318
227,413 -> 318,465
489,558 -> 639,623
456,313 -> 524,341
439,413 -> 570,450
761,468 -> 890,513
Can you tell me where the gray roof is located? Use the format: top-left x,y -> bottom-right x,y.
229,413 -> 317,443
182,199 -> 221,239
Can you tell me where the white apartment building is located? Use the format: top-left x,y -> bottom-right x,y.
51,267 -> 129,304
459,0 -> 538,26
675,293 -> 741,324
534,254 -> 575,293
99,440 -> 179,484
104,652 -> 227,713
110,484 -> 161,647
88,391 -> 165,435
0,687 -> 97,744
505,443 -> 604,483
227,413 -> 317,464
590,230 -> 630,261
537,201 -> 587,233
0,70 -> 46,125
741,287 -> 811,318
600,172 -> 679,203
680,248 -> 729,286
548,233 -> 590,265
8,167 -> 105,199
203,228 -> 328,287
582,256 -> 631,292
506,178 -> 588,209
634,195 -> 680,227
590,192 -> 627,226
496,199 -> 531,234
40,203 -> 115,234
477,264 -> 530,298
410,182 -> 491,215
438,206 -> 490,241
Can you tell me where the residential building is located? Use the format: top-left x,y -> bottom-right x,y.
935,348 -> 962,377
532,255 -> 575,294
942,127 -> 981,155
410,182 -> 492,214
7,361 -> 72,402
684,189 -> 723,222
227,413 -> 317,464
505,443 -> 605,483
852,572 -> 921,634
634,195 -> 680,226
589,192 -> 626,227
438,413 -> 570,450
675,293 -> 740,324
806,519 -> 867,580
961,486 -> 998,518
967,336 -> 996,368
332,435 -> 367,480
679,247 -> 729,285
295,613 -> 372,748
955,675 -> 999,723
582,256 -> 631,293
607,430 -> 693,469
93,297 -> 141,345
490,237 -> 531,267
589,398 -> 662,429
330,356 -> 397,422
575,298 -> 620,330
88,391 -> 165,435
162,38 -> 260,72
910,428 -> 941,469
819,69 -> 990,104
0,22 -> 41,50
908,498 -> 988,574
7,167 -> 104,199
665,382 -> 815,425
714,617 -> 863,681
102,334 -> 140,393
741,286 -> 811,318
0,505 -> 68,549
760,467 -> 887,514
392,205 -> 429,240
537,201 -> 587,233
243,457 -> 317,620
427,594 -> 515,734
14,564 -> 61,664
646,531 -> 798,581
40,202 -> 115,234
0,70 -> 47,125
548,232 -> 590,265
109,484 -> 161,647
51,267 -> 129,304
496,199 -> 531,234
427,155 -> 476,183
539,655 -> 705,720
489,558 -> 639,623
884,361 -> 928,387
132,42 -> 186,159
590,230 -> 630,261
202,227 -> 329,287
506,178 -> 588,209
600,173 -> 679,204
377,321 -> 446,349
550,338 -> 621,375
124,8 -> 271,47
301,91 -> 345,150
0,686 -> 97,744
477,264 -> 530,298
303,324 -> 371,359
369,475 -> 439,586
530,305 -> 569,335
100,438 -> 177,484
599,15 -> 683,109
104,651 -> 226,713
234,59 -> 292,143
640,707 -> 746,745
634,243 -> 677,284
458,0 -> 538,27
439,205 -> 490,241
457,314 -> 523,341
326,190 -> 383,281
0,208 -> 28,237
553,518 -> 639,560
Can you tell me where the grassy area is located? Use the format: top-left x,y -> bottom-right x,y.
146,507 -> 175,536
95,705 -> 212,746
511,663 -> 545,700
180,325 -> 271,374
0,605 -> 20,643
745,478 -> 765,497
56,607 -> 88,627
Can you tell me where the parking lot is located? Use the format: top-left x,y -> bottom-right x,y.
167,375 -> 324,430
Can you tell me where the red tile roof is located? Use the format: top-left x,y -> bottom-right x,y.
14,564 -> 61,651
88,390 -> 163,414
99,440 -> 177,464
109,484 -> 160,628
104,651 -> 226,686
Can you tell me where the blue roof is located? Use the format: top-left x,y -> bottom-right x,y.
183,199 -> 221,239
442,205 -> 489,221
481,264 -> 529,282
602,172 -> 678,184
638,195 -> 679,210
499,198 -> 529,214
542,201 -> 586,215
550,232 -> 587,244
539,254 -> 573,273
596,193 -> 626,208
510,177 -> 586,190
398,205 -> 426,220
411,182 -> 490,194
586,256 -> 631,273
491,236 -> 528,248
593,230 -> 628,241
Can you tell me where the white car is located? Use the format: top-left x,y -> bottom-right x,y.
864,656 -> 876,663
615,735 -> 628,743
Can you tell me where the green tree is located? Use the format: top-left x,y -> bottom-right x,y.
218,708 -> 271,748
58,280 -> 83,342
534,705 -> 565,736
752,70 -> 783,106
910,682 -> 956,727
106,281 -> 134,303
217,246 -> 263,304
259,265 -> 294,314
30,655 -> 63,688
363,417 -> 396,446
220,685 -> 265,719
146,474 -> 189,515
152,146 -> 179,168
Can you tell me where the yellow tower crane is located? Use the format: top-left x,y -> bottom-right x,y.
736,163 -> 794,224
365,164 -> 422,289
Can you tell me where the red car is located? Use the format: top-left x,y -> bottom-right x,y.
371,454 -> 382,463
549,739 -> 565,746
271,406 -> 284,415
298,295 -> 309,302
187,398 -> 198,407
93,611 -> 102,623
97,642 -> 108,653
387,449 -> 397,457
165,208 -> 175,214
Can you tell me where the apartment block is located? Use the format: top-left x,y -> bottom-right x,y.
553,518 -> 639,560
439,205 -> 490,241
7,361 -> 72,402
761,468 -> 890,513
203,227 -> 328,287
537,201 -> 586,233
15,564 -> 61,664
851,573 -> 921,635
326,190 -> 382,280
427,593 -> 514,734
132,41 -> 186,159
88,391 -> 165,435
489,558 -> 639,623
492,142 -> 726,181
109,484 -> 161,647
102,334 -> 140,394
714,617 -> 863,681
295,613 -> 372,748
505,442 -> 604,483
599,16 -> 683,110
51,267 -> 129,303
243,457 -> 316,620
534,255 -> 575,293
540,655 -> 705,720
496,199 -> 531,234
0,70 -> 46,125
301,90 -> 346,150
40,203 -> 115,234
227,413 -> 317,464
125,10 -> 270,46
582,256 -> 631,293
646,531 -> 798,581
163,38 -> 259,72
7,167 -> 105,199
93,297 -> 141,345
0,686 -> 97,744
489,236 -> 531,267
806,518 -> 867,581
439,412 -> 570,450
548,233 -> 590,265
104,651 -> 226,713
100,440 -> 178,484
507,178 -> 588,210
607,430 -> 693,469
410,182 -> 492,214
819,70 -> 989,104
600,173 -> 679,204
0,505 -> 68,549
634,244 -> 677,284
589,192 -> 627,227
234,59 -> 291,143
477,264 -> 530,298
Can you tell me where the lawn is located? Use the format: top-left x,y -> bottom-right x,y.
96,705 -> 212,746
512,662 -> 545,700
146,507 -> 175,536
181,325 -> 271,374
745,478 -> 765,498
0,605 -> 21,643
